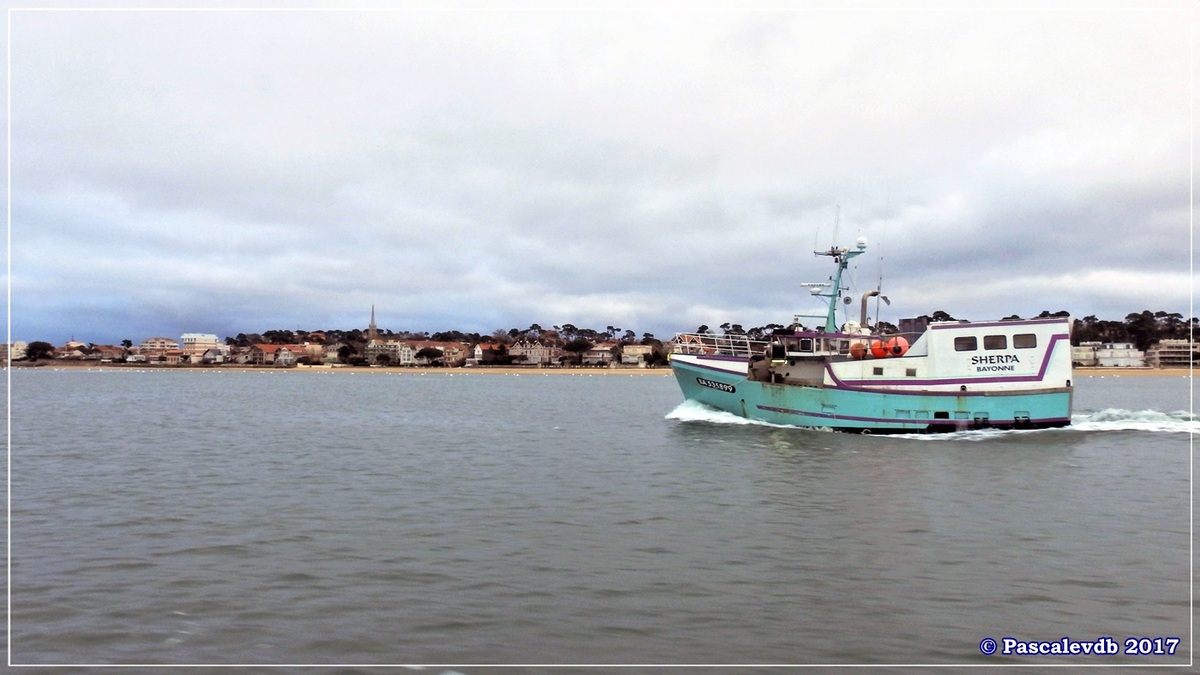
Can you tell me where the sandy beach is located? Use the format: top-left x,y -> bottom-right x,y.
1073,367 -> 1191,377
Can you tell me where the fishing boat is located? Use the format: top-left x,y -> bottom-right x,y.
668,237 -> 1073,433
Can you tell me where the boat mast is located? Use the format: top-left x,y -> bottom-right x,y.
812,238 -> 867,333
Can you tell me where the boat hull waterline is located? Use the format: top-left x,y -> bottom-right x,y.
670,355 -> 1072,434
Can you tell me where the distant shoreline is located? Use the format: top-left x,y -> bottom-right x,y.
7,362 -> 1190,377
8,362 -> 675,376
1073,367 -> 1191,378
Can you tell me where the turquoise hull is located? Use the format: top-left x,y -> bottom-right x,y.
672,359 -> 1072,433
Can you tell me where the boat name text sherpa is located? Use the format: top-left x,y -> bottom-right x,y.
972,354 -> 1020,372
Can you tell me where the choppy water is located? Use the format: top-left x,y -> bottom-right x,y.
8,369 -> 1193,669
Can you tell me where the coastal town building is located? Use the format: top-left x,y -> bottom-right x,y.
56,345 -> 88,359
324,342 -> 348,365
199,347 -> 230,364
298,343 -> 326,363
1145,339 -> 1198,367
1094,342 -> 1145,368
1070,341 -> 1153,368
1071,342 -> 1100,367
246,344 -> 294,366
620,344 -> 654,366
510,339 -> 561,365
177,334 -> 231,363
365,338 -> 403,365
1,341 -> 27,361
470,342 -> 507,366
92,345 -> 127,362
671,334 -> 705,354
136,337 -> 179,359
583,342 -> 618,365
362,306 -> 410,365
407,340 -> 469,366
181,333 -> 222,356
367,305 -> 380,342
362,336 -> 468,366
361,305 -> 469,367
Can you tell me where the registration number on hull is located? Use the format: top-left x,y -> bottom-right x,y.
696,377 -> 736,393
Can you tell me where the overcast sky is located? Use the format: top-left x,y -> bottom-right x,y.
9,1 -> 1193,345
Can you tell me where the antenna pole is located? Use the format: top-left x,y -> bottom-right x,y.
831,204 -> 841,247
875,245 -> 883,326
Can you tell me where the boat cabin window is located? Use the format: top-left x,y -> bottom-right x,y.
873,367 -> 883,376
837,340 -> 850,354
954,336 -> 977,351
984,335 -> 1007,350
1014,333 -> 1037,349
798,338 -> 813,352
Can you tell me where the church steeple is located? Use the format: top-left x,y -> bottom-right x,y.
367,305 -> 379,342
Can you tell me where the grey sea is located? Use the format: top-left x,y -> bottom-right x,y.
8,368 -> 1194,671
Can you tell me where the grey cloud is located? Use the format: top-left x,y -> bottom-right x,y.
11,6 -> 1192,345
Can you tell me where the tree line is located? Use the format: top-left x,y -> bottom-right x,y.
238,309 -> 1193,359
912,310 -> 1193,352
1072,311 -> 1194,351
15,309 -> 1195,363
690,309 -> 1196,354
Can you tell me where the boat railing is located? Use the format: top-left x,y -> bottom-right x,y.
670,332 -> 768,358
